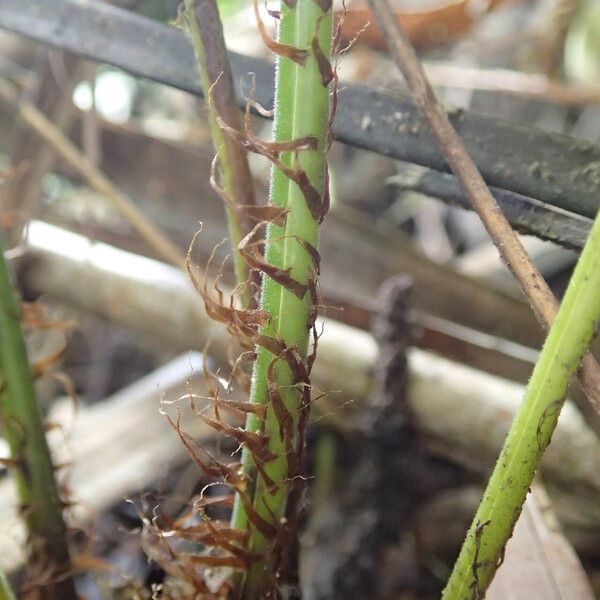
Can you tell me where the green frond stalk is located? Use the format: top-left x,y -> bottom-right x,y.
230,1 -> 333,596
0,572 -> 16,600
0,237 -> 76,599
443,208 -> 600,600
181,0 -> 257,306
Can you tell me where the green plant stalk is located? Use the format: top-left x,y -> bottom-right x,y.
229,1 -> 301,540
181,0 -> 257,306
0,237 -> 76,599
443,208 -> 600,600
0,572 -> 16,600
230,1 -> 333,596
314,431 -> 337,499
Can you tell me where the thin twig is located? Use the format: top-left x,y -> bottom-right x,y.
366,0 -> 600,413
0,79 -> 186,270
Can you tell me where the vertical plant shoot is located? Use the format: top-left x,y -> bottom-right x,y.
158,1 -> 334,595
229,0 -> 334,596
443,208 -> 600,599
0,237 -> 75,599
181,0 -> 258,307
179,0 -> 334,594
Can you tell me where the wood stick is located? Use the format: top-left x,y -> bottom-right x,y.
366,0 -> 600,413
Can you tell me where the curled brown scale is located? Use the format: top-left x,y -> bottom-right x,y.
254,0 -> 308,65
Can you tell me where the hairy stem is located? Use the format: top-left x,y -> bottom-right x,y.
181,0 -> 257,306
230,1 -> 333,597
443,208 -> 600,598
0,237 -> 76,599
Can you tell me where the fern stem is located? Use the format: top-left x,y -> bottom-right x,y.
0,237 -> 76,599
443,208 -> 600,599
230,1 -> 333,596
181,0 -> 257,306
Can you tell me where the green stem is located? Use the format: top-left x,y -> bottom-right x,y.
314,431 -> 336,499
443,208 -> 600,599
0,237 -> 76,599
181,0 -> 257,306
230,1 -> 333,597
0,572 -> 16,600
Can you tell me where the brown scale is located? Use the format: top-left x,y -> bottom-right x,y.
205,388 -> 280,492
177,389 -> 266,422
167,475 -> 277,556
167,413 -> 246,488
239,225 -> 309,300
213,396 -> 266,420
200,515 -> 263,566
19,302 -> 78,405
209,153 -> 289,227
266,358 -> 299,479
312,15 -> 336,86
210,79 -> 317,158
226,348 -> 256,396
254,0 -> 308,65
186,230 -> 270,342
276,156 -> 327,222
196,413 -> 276,469
189,494 -> 236,512
211,81 -> 327,222
236,488 -> 278,539
314,0 -> 333,12
154,411 -> 278,570
326,1 -> 349,152
21,302 -> 76,333
241,229 -> 320,304
172,523 -> 246,547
